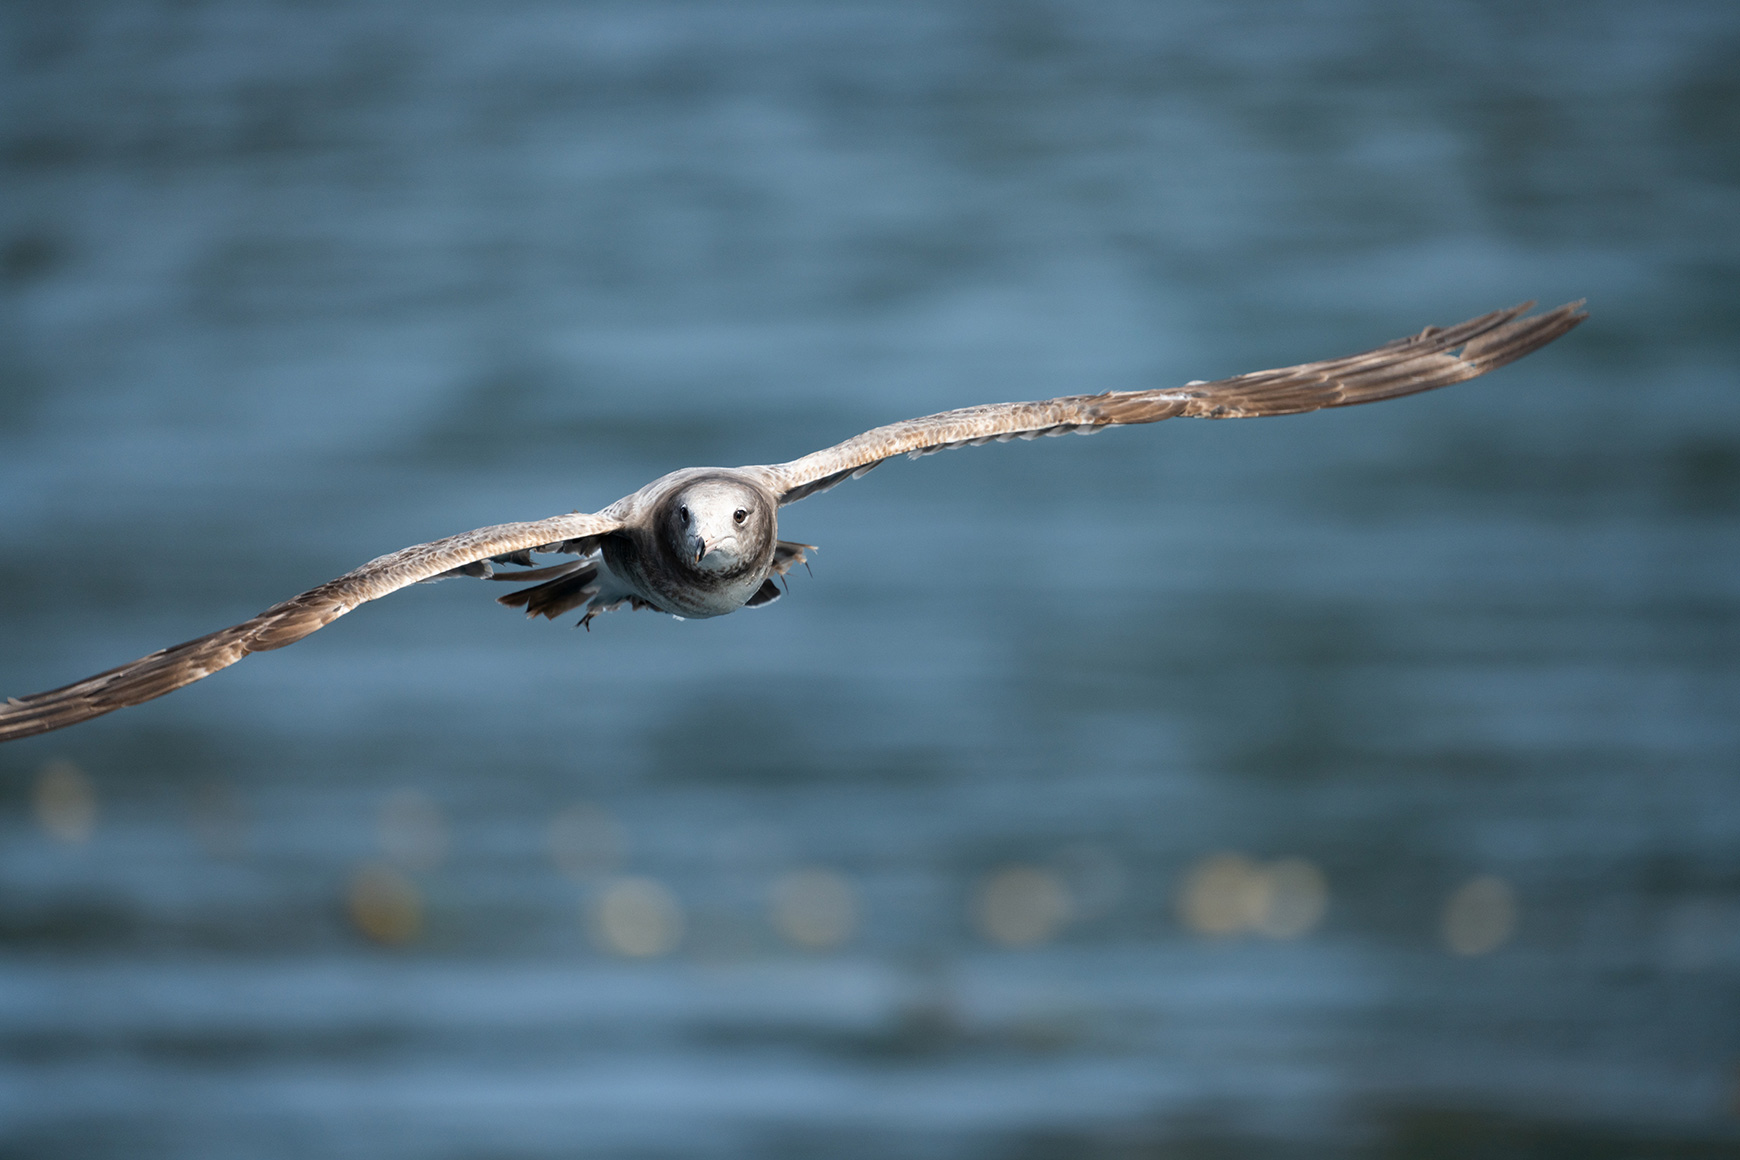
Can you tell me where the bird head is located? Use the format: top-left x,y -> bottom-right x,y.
665,478 -> 769,575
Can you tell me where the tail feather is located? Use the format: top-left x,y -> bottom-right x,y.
495,562 -> 603,620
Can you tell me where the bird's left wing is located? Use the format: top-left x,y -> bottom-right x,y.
756,301 -> 1586,505
0,511 -> 620,742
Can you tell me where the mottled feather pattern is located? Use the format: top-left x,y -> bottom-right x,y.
0,513 -> 617,741
765,302 -> 1585,503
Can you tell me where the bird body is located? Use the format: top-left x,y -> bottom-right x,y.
0,301 -> 1586,742
604,468 -> 782,619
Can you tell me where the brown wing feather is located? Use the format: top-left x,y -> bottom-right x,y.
759,301 -> 1586,504
0,512 -> 619,742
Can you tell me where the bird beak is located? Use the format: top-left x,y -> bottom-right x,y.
692,533 -> 740,572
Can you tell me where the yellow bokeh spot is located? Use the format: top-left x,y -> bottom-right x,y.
34,760 -> 96,845
975,866 -> 1072,948
591,876 -> 684,958
1442,875 -> 1517,956
549,803 -> 626,880
1179,853 -> 1269,935
1252,857 -> 1329,940
770,867 -> 858,950
1178,853 -> 1329,940
348,863 -> 423,946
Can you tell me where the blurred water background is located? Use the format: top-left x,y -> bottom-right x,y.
2,1 -> 1739,1156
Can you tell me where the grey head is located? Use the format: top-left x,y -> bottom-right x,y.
603,468 -> 780,619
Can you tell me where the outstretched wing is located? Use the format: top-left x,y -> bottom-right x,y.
759,301 -> 1586,504
0,512 -> 620,742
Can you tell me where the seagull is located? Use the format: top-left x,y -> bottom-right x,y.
0,301 -> 1585,742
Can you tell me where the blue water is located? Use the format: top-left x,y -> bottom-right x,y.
3,1 -> 1739,1156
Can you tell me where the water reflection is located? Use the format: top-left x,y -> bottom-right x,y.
1179,854 -> 1268,937
769,866 -> 857,951
1177,853 -> 1329,941
1441,876 -> 1518,957
1251,857 -> 1329,940
975,865 -> 1072,948
591,875 -> 684,958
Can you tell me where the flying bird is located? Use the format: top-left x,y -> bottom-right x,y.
0,301 -> 1585,742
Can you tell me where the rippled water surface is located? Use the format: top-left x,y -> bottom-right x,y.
2,1 -> 1739,1156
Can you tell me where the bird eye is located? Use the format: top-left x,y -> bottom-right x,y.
733,508 -> 748,525
679,505 -> 690,523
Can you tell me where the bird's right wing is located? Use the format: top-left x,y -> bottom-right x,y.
757,301 -> 1586,504
0,511 -> 620,742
